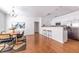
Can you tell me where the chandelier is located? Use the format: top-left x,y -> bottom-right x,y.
9,6 -> 17,17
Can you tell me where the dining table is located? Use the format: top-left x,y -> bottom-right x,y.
0,34 -> 16,52
0,32 -> 17,44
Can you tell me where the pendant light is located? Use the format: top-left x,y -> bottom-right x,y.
10,6 -> 17,17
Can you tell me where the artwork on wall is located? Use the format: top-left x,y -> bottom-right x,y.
11,22 -> 25,29
16,22 -> 25,29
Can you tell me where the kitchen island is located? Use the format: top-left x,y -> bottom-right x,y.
40,26 -> 68,43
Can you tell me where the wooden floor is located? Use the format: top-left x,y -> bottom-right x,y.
18,33 -> 79,53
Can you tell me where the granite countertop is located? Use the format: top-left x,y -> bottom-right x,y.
42,25 -> 67,27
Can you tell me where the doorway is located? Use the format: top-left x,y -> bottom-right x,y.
34,22 -> 39,34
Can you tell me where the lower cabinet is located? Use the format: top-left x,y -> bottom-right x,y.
42,30 -> 52,38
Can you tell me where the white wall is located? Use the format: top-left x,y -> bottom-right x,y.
42,15 -> 53,26
0,10 -> 6,32
51,10 -> 79,26
6,8 -> 42,35
6,15 -> 41,35
41,10 -> 79,26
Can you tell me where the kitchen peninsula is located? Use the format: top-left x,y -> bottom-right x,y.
41,26 -> 68,43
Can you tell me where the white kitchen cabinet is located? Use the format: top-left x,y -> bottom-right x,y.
41,26 -> 68,44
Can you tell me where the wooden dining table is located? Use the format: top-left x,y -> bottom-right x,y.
0,33 -> 17,44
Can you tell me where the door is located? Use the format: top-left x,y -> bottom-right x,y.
34,22 -> 39,33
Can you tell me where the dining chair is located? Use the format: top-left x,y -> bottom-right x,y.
0,34 -> 16,52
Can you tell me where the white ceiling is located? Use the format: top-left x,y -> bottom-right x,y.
17,6 -> 79,17
1,6 -> 79,17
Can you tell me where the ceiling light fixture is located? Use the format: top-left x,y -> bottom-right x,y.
9,6 -> 17,17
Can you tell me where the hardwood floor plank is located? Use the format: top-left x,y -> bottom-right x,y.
18,34 -> 79,53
